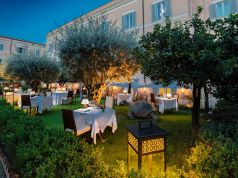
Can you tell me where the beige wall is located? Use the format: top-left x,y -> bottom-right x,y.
0,36 -> 46,60
46,0 -> 234,84
0,36 -> 46,79
46,0 -> 218,52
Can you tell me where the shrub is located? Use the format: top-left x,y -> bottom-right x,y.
212,100 -> 238,122
186,124 -> 238,178
0,99 -> 147,177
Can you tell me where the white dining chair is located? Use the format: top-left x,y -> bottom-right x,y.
46,91 -> 52,97
105,96 -> 114,109
27,88 -> 32,93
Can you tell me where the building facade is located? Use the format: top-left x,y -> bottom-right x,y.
0,36 -> 46,79
46,0 -> 238,107
47,0 -> 238,54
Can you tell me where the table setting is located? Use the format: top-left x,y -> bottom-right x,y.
117,93 -> 133,105
73,106 -> 117,144
155,96 -> 178,114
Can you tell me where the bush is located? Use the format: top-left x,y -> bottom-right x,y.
212,100 -> 238,122
0,99 -> 146,177
0,100 -> 108,177
186,123 -> 238,178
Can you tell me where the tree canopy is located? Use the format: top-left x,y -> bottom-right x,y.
5,53 -> 61,91
137,8 -> 222,135
58,16 -> 139,103
210,14 -> 238,104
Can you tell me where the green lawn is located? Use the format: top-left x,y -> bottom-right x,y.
36,99 -> 193,172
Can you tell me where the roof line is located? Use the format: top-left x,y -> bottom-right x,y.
0,35 -> 46,46
47,0 -> 117,34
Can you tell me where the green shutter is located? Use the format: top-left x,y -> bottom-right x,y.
224,0 -> 232,16
122,15 -> 127,30
165,0 -> 171,17
209,3 -> 216,19
132,11 -> 136,28
230,0 -> 238,14
152,4 -> 157,22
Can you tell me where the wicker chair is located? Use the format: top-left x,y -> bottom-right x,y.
62,109 -> 91,136
0,89 -> 3,98
21,95 -> 38,115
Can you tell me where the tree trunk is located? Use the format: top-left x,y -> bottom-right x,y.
192,85 -> 201,137
203,85 -> 209,113
128,83 -> 131,94
93,83 -> 107,104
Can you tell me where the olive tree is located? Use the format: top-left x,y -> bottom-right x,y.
57,16 -> 139,103
5,53 -> 61,91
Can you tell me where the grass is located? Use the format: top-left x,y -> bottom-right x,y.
36,99 -> 193,172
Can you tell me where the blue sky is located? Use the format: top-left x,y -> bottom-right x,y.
0,0 -> 111,44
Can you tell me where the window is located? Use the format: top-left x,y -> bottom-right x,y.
210,0 -> 237,19
152,1 -> 166,22
216,0 -> 230,17
0,44 -> 4,51
122,11 -> 136,30
35,48 -> 40,56
16,47 -> 24,54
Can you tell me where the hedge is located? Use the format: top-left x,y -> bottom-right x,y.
0,99 -> 140,178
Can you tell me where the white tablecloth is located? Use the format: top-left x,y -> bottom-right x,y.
52,91 -> 68,105
117,94 -> 132,105
74,107 -> 117,144
18,95 -> 53,114
155,97 -> 178,114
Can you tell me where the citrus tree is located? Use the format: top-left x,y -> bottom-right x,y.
137,9 -> 219,135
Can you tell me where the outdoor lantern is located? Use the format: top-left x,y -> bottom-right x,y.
123,89 -> 127,94
126,120 -> 169,175
81,98 -> 89,108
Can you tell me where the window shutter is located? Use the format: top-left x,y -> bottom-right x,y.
132,11 -> 136,28
165,0 -> 171,17
230,0 -> 238,14
209,4 -> 216,19
122,15 -> 127,30
152,4 -> 157,22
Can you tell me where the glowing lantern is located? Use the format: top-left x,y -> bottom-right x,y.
167,93 -> 171,99
123,89 -> 127,94
126,120 -> 169,174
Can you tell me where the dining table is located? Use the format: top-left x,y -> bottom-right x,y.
52,91 -> 68,105
17,94 -> 53,114
155,97 -> 178,114
73,107 -> 118,144
117,93 -> 133,105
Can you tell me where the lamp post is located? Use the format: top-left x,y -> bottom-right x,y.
126,120 -> 169,174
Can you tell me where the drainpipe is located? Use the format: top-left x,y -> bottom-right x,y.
142,0 -> 145,36
142,0 -> 146,83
